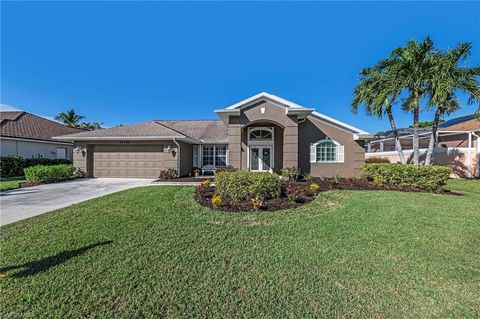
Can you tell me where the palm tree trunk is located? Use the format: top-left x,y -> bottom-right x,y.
412,107 -> 420,165
425,107 -> 442,165
386,107 -> 406,164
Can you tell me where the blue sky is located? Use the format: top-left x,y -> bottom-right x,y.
1,1 -> 479,133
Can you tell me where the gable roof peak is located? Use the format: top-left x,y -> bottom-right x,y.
225,92 -> 307,110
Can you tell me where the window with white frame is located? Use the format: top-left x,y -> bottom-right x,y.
193,145 -> 228,168
215,145 -> 227,167
202,145 -> 215,166
248,127 -> 273,142
310,139 -> 344,163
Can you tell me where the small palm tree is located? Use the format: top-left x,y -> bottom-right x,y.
352,66 -> 406,163
55,109 -> 86,127
382,37 -> 436,165
80,122 -> 103,130
424,43 -> 480,165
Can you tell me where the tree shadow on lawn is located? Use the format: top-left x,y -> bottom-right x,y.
0,240 -> 113,278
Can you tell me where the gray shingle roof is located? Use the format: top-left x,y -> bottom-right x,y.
55,120 -> 228,143
155,120 -> 228,142
57,121 -> 184,138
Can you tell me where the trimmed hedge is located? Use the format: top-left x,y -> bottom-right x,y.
0,156 -> 72,178
0,156 -> 24,177
215,171 -> 281,201
365,156 -> 391,164
24,164 -> 76,184
361,163 -> 452,191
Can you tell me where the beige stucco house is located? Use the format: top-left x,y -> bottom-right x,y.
55,93 -> 371,178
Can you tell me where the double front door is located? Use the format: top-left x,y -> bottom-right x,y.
250,146 -> 273,172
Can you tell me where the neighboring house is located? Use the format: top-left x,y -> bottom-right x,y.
55,93 -> 371,178
366,114 -> 480,177
0,111 -> 84,160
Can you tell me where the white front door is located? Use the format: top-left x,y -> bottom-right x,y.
249,146 -> 273,172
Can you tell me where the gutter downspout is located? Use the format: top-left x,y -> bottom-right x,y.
173,137 -> 181,177
467,132 -> 472,178
471,131 -> 480,177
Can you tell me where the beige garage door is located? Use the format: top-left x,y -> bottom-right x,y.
93,145 -> 164,178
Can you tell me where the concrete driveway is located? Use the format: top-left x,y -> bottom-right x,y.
0,178 -> 155,226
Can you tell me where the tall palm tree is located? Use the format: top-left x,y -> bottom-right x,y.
424,43 -> 480,165
382,37 -> 436,165
55,109 -> 86,127
352,66 -> 406,163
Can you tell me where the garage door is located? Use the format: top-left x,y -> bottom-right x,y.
93,145 -> 164,178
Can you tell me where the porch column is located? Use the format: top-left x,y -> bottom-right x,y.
228,124 -> 242,169
283,124 -> 298,168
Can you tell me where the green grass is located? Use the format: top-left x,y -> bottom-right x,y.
1,180 -> 479,318
0,177 -> 26,191
446,178 -> 480,195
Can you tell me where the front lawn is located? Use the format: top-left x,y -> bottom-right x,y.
1,180 -> 479,318
0,177 -> 26,191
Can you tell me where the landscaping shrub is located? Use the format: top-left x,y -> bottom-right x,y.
24,164 -> 76,184
280,166 -> 302,181
211,194 -> 222,207
0,156 -> 24,177
215,165 -> 238,173
158,169 -> 177,179
0,156 -> 72,178
309,182 -> 320,193
361,163 -> 452,191
250,198 -> 264,210
215,171 -> 281,201
283,183 -> 310,203
24,158 -> 72,167
365,156 -> 391,164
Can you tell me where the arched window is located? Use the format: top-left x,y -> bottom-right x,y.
310,139 -> 344,163
248,127 -> 273,141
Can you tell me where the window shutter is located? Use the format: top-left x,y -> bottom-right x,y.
193,145 -> 199,167
310,144 -> 317,163
337,145 -> 345,163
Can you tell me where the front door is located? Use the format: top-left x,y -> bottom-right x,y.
250,146 -> 273,172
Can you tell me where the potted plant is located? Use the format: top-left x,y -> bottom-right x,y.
193,168 -> 201,178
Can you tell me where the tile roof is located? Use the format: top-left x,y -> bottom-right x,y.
0,111 -> 85,142
0,111 -> 24,122
439,114 -> 480,131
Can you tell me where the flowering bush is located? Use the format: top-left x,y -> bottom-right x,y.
250,198 -> 264,210
280,167 -> 302,181
309,183 -> 320,193
158,169 -> 177,179
211,194 -> 222,207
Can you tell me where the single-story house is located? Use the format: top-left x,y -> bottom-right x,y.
366,114 -> 480,177
0,111 -> 84,160
55,93 -> 371,178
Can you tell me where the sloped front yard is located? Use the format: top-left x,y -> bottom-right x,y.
1,180 -> 479,318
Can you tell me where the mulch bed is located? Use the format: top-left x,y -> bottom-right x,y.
155,177 -> 214,183
195,177 -> 455,212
